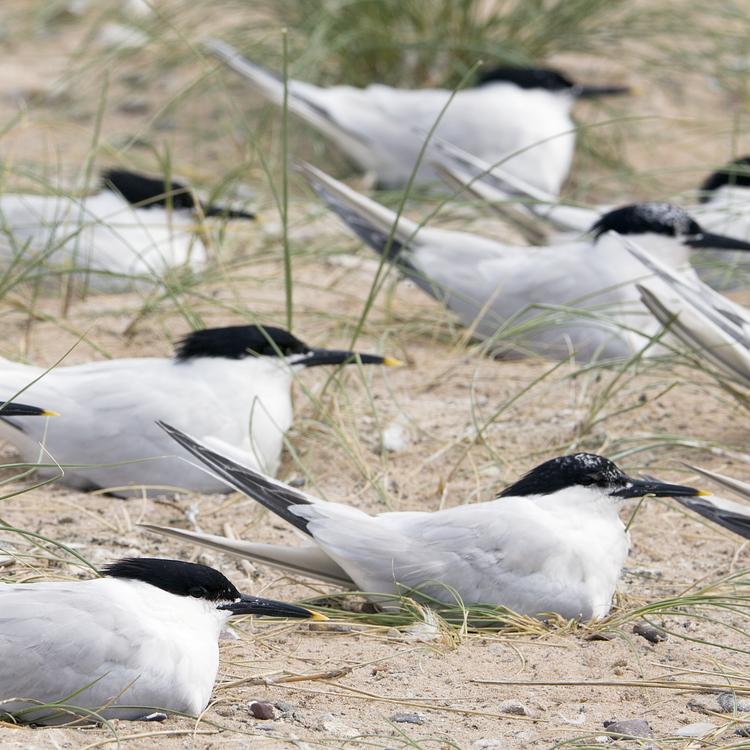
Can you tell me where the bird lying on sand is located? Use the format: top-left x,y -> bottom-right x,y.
146,423 -> 705,621
0,168 -> 255,292
206,37 -> 629,194
301,163 -> 750,362
0,324 -> 399,496
0,557 -> 322,724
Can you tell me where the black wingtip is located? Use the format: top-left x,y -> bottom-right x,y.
156,421 -> 313,535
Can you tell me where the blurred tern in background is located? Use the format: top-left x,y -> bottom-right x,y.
0,558 -> 321,724
0,324 -> 398,496
0,168 -> 255,293
435,145 -> 750,287
147,424 -> 705,621
205,37 -> 629,194
301,163 -> 750,362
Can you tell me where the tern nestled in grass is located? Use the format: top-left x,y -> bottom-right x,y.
302,163 -> 750,362
0,558 -> 322,725
0,168 -> 255,293
206,38 -> 629,194
435,146 -> 750,287
0,324 -> 399,496
147,425 -> 705,621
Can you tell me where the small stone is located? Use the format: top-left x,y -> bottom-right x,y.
633,622 -> 667,643
585,631 -> 614,641
603,719 -> 653,738
472,740 -> 504,750
275,701 -> 296,714
118,97 -> 150,115
736,726 -> 750,737
687,697 -> 713,714
389,712 -> 424,725
287,475 -> 306,488
255,723 -> 275,731
593,737 -> 611,745
381,421 -> 411,453
673,722 -> 715,738
498,699 -> 532,717
717,693 -> 750,713
319,718 -> 359,738
249,701 -> 276,720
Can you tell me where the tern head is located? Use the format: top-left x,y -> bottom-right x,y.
498,453 -> 705,501
174,324 -> 402,369
591,202 -> 750,255
102,169 -> 255,220
476,66 -> 629,99
698,155 -> 750,203
102,558 -> 324,620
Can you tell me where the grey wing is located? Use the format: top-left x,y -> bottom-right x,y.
293,502 -> 598,616
0,587 -> 146,721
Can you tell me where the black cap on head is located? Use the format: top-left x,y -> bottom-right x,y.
477,66 -> 575,91
103,558 -> 240,601
499,453 -> 629,498
699,156 -> 750,203
499,453 -> 703,500
175,325 -> 309,361
591,202 -> 702,239
102,168 -> 255,220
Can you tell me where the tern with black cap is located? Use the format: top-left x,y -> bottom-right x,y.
205,38 -> 629,194
435,146 -> 750,283
0,558 -> 322,725
146,425 -> 706,621
0,324 -> 399,496
0,167 -> 255,293
301,163 -> 750,362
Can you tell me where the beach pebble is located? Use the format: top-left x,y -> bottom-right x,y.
633,622 -> 667,643
390,712 -> 425,725
498,699 -> 533,717
717,693 -> 750,713
249,701 -> 276,720
673,722 -> 715,738
382,420 -> 411,453
318,717 -> 360,738
603,719 -> 653,738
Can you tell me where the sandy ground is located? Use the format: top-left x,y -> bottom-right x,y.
1,3 -> 750,749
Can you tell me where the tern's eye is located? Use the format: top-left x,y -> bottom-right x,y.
188,585 -> 208,598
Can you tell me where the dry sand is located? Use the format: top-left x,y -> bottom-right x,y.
0,3 -> 750,749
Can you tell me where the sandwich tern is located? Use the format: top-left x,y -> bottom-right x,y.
435,146 -> 750,286
206,38 -> 629,194
0,557 -> 321,724
0,168 -> 254,293
147,424 -> 704,621
301,163 -> 750,361
0,324 -> 398,496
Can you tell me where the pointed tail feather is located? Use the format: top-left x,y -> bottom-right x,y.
672,494 -> 750,539
140,524 -> 354,587
157,421 -> 314,535
683,463 -> 750,502
298,162 -> 420,261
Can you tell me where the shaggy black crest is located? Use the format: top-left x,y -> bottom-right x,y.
103,558 -> 240,601
591,202 -> 701,239
499,453 -> 629,497
699,156 -> 750,202
476,66 -> 575,91
174,325 -> 309,361
103,169 -> 198,211
102,168 -> 255,219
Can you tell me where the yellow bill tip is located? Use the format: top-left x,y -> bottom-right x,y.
697,489 -> 712,497
41,409 -> 59,417
309,611 -> 329,622
382,356 -> 405,367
